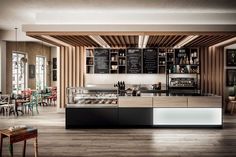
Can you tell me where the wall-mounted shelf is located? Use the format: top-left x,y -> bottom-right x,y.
166,48 -> 200,90
86,49 -> 94,74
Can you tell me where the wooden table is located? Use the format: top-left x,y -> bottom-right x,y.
0,127 -> 38,157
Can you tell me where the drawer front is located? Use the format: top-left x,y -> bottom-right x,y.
118,97 -> 153,108
153,97 -> 188,107
188,96 -> 222,108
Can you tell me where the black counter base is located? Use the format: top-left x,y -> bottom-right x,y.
66,107 -> 153,129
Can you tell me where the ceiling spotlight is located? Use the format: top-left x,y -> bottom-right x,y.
139,35 -> 149,48
174,35 -> 199,48
89,35 -> 110,48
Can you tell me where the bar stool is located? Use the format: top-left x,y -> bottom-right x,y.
229,100 -> 236,115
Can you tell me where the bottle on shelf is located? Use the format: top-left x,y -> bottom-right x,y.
186,57 -> 189,64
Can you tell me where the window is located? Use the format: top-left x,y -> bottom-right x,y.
12,52 -> 26,94
36,56 -> 46,90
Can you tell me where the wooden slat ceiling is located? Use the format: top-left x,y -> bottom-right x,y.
28,35 -> 61,47
147,35 -> 187,47
28,33 -> 236,48
51,35 -> 100,47
185,35 -> 236,47
101,35 -> 138,47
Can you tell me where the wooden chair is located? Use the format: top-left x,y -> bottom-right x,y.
0,95 -> 11,116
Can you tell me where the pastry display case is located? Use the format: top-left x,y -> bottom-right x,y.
67,87 -> 118,107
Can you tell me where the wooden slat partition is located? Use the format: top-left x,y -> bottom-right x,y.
200,46 -> 224,96
59,46 -> 85,108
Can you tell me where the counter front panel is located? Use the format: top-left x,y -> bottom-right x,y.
66,87 -> 223,128
153,108 -> 222,126
153,96 -> 188,108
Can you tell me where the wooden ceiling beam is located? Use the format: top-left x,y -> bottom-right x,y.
158,36 -> 169,46
68,36 -> 86,46
134,36 -> 139,47
129,36 -> 135,46
201,36 -> 226,46
165,35 -> 180,47
170,36 -> 187,47
206,36 -> 235,46
124,36 -> 130,47
120,36 -> 126,47
81,36 -> 99,47
29,35 -> 61,47
146,36 -> 155,47
190,35 -> 218,46
114,36 -> 122,47
185,35 -> 208,47
51,36 -> 77,46
100,36 -> 112,46
153,36 -> 162,46
108,36 -> 117,47
186,36 -> 206,47
76,36 -> 94,47
162,36 -> 174,47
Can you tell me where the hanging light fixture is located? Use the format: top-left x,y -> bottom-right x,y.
15,27 -> 18,51
15,27 -> 28,63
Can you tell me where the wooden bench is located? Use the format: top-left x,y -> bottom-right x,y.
0,127 -> 38,157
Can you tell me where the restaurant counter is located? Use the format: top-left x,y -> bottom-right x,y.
66,92 -> 222,128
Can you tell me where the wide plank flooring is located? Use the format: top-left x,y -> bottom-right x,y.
0,107 -> 236,157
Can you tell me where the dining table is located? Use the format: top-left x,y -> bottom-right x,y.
15,99 -> 30,116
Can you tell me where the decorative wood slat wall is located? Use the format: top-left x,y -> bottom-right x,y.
59,46 -> 85,108
200,46 -> 224,97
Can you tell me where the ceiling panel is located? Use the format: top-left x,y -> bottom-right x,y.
51,35 -> 100,47
28,33 -> 236,48
147,35 -> 187,47
28,35 -> 61,47
185,35 -> 236,47
101,35 -> 138,47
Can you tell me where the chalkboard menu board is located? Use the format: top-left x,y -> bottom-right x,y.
226,49 -> 236,66
127,49 -> 142,73
143,48 -> 158,73
94,49 -> 109,73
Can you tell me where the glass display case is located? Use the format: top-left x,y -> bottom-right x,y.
67,87 -> 118,107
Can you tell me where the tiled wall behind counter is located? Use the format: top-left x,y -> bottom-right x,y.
85,74 -> 166,85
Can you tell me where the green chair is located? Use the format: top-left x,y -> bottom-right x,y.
24,92 -> 39,115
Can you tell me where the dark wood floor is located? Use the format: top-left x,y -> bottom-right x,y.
0,107 -> 236,157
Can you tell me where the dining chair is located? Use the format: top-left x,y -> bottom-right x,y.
24,92 -> 39,115
0,95 -> 15,116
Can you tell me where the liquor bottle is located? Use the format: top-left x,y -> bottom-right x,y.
186,57 -> 189,64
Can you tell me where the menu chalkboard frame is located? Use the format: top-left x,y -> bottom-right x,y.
143,48 -> 158,74
94,48 -> 110,74
126,48 -> 143,74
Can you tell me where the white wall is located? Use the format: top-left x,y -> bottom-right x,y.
85,74 -> 166,86
0,41 -> 6,93
0,30 -> 38,41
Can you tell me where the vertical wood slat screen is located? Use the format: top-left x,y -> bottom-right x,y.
200,46 -> 224,97
59,46 -> 85,108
